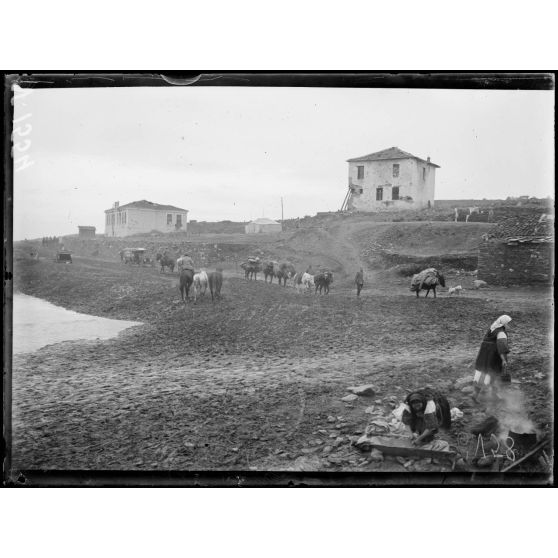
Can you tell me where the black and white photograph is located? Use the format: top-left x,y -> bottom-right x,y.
4,72 -> 555,486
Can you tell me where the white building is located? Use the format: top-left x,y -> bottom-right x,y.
345,147 -> 440,211
245,218 -> 282,234
104,200 -> 188,237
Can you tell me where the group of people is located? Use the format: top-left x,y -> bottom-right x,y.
398,314 -> 512,446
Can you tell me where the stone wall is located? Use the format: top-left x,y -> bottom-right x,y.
478,239 -> 554,285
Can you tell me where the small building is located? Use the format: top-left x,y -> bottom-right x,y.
104,200 -> 188,237
78,226 -> 96,238
477,213 -> 554,285
245,218 -> 282,234
343,146 -> 440,212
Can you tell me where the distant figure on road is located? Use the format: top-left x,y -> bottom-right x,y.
355,268 -> 364,297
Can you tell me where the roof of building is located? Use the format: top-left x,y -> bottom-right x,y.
78,225 -> 96,229
485,212 -> 554,241
346,146 -> 440,167
106,200 -> 188,212
249,218 -> 281,225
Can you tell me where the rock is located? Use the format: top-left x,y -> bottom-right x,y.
461,386 -> 474,395
341,394 -> 358,403
327,454 -> 347,464
333,437 -> 345,447
327,415 -> 336,423
403,460 -> 414,468
318,429 -> 329,435
354,434 -> 375,451
374,399 -> 383,405
395,456 -> 406,465
364,406 -> 375,414
369,449 -> 384,462
347,384 -> 376,397
473,279 -> 488,289
454,376 -> 472,389
322,445 -> 332,455
476,455 -> 495,468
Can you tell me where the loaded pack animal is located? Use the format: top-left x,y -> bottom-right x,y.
208,268 -> 223,302
156,252 -> 175,273
263,261 -> 278,283
293,271 -> 314,292
178,268 -> 194,302
240,260 -> 262,281
314,271 -> 333,294
301,272 -> 315,291
274,262 -> 296,287
410,268 -> 446,298
192,270 -> 209,302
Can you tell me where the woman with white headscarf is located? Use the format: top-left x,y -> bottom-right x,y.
472,315 -> 512,402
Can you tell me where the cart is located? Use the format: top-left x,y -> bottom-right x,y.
55,249 -> 73,263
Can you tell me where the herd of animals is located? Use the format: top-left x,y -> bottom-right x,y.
119,249 -> 487,303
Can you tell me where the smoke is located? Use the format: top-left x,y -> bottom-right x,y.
496,387 -> 537,437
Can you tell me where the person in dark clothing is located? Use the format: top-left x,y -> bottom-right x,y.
402,388 -> 451,446
472,315 -> 511,403
355,268 -> 364,297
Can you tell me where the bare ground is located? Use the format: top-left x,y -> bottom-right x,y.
10,244 -> 553,474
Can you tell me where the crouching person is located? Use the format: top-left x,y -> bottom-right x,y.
402,388 -> 452,448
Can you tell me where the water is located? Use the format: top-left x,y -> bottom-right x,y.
12,293 -> 143,354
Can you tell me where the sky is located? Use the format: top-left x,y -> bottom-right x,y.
12,85 -> 554,240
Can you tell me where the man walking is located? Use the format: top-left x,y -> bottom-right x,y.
355,268 -> 364,297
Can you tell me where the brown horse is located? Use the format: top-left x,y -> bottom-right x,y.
157,253 -> 175,273
208,268 -> 223,302
179,269 -> 194,302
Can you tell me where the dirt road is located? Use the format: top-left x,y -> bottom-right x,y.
9,249 -> 552,475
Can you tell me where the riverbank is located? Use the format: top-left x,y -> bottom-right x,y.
9,253 -> 553,474
12,293 -> 143,354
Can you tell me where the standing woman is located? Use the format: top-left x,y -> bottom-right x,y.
472,314 -> 512,403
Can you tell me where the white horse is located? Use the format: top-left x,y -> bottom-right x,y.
193,270 -> 209,302
301,272 -> 314,290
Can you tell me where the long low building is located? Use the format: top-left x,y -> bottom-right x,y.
104,200 -> 188,237
245,218 -> 282,234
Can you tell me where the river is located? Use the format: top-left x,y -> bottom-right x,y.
12,293 -> 143,354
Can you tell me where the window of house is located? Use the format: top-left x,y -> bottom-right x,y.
118,212 -> 121,224
122,212 -> 126,224
357,166 -> 364,179
422,167 -> 426,181
376,187 -> 383,201
176,214 -> 182,227
392,186 -> 399,200
359,188 -> 363,194
167,214 -> 172,225
393,164 -> 399,178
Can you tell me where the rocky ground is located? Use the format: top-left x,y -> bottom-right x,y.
9,244 -> 553,476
